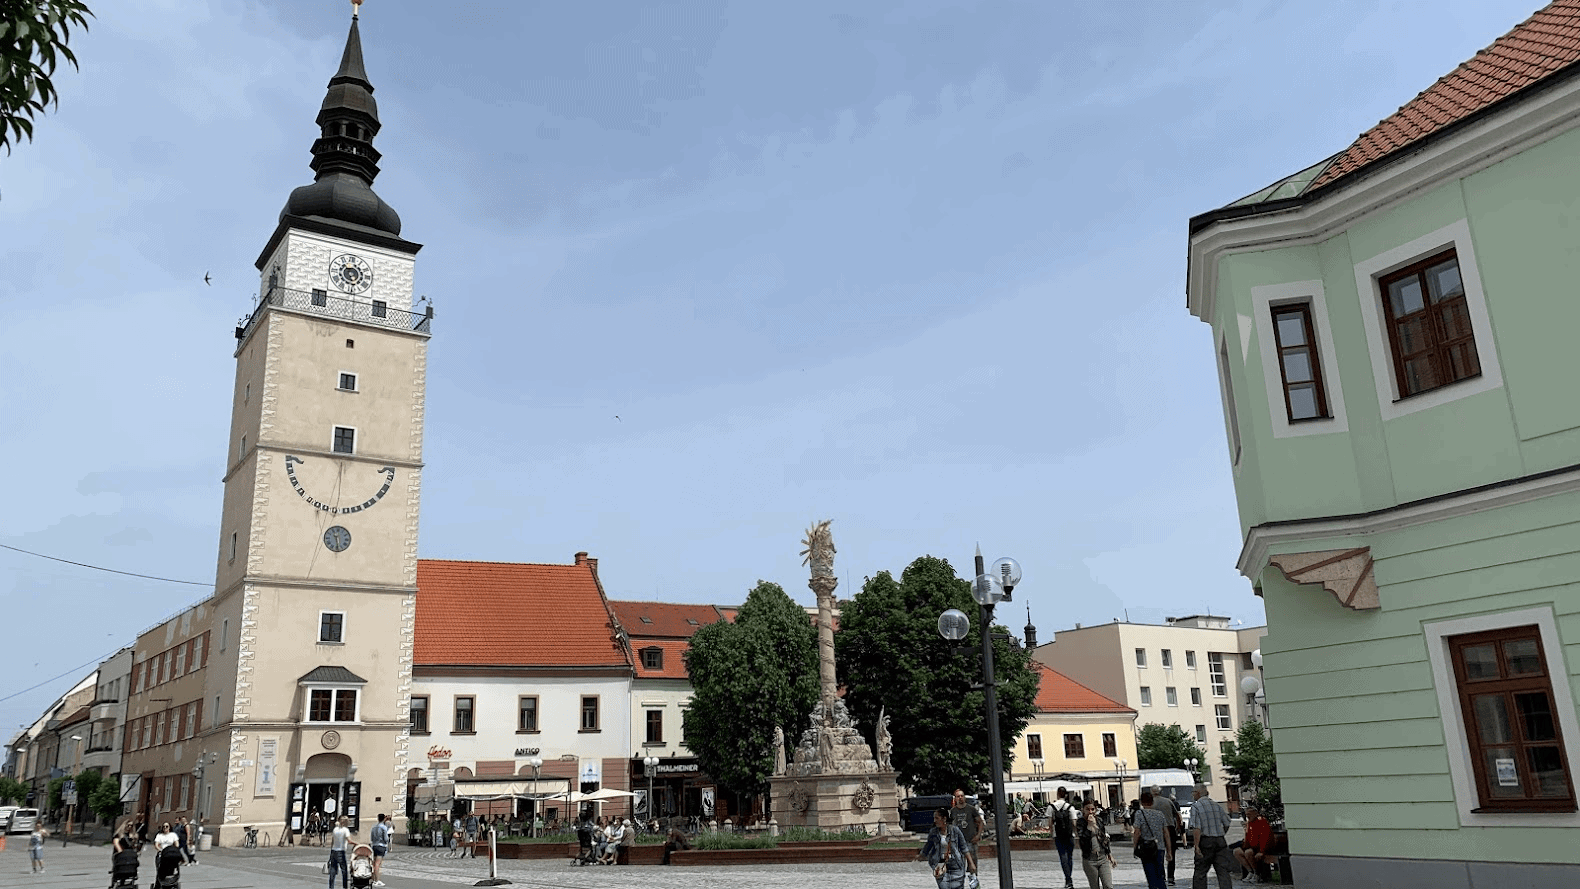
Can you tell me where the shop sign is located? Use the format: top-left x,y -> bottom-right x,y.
580,760 -> 602,783
514,747 -> 540,757
427,745 -> 453,760
655,762 -> 700,775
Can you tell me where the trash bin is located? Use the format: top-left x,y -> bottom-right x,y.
200,833 -> 212,851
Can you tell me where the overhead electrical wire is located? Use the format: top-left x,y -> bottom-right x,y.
0,649 -> 122,704
0,542 -> 209,586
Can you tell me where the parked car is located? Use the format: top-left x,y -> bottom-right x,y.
900,795 -> 955,833
8,808 -> 39,834
0,805 -> 16,832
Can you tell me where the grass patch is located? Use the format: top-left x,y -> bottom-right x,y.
692,832 -> 778,850
779,825 -> 872,842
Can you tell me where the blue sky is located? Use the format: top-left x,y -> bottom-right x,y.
0,0 -> 1543,732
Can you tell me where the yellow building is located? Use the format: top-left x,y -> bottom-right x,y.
1008,663 -> 1139,811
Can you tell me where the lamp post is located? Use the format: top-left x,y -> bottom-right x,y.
938,549 -> 1022,889
1113,758 -> 1127,814
1183,758 -> 1200,784
66,735 -> 83,839
642,755 -> 659,829
527,757 -> 543,837
1250,649 -> 1267,727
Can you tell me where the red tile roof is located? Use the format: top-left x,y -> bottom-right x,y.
609,601 -> 727,639
1310,1 -> 1580,190
415,558 -> 630,668
1032,663 -> 1134,714
628,639 -> 693,679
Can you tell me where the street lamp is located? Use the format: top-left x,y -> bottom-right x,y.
66,735 -> 84,839
643,755 -> 659,828
527,757 -> 543,836
1183,758 -> 1200,783
1113,758 -> 1128,813
937,547 -> 1022,889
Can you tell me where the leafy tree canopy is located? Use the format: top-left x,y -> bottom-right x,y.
47,775 -> 64,810
0,775 -> 27,804
1136,723 -> 1208,772
71,768 -> 103,807
835,555 -> 1038,795
87,771 -> 122,821
682,580 -> 819,798
1,1 -> 93,153
1220,721 -> 1280,812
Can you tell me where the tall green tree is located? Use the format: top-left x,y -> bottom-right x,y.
1221,721 -> 1280,811
682,580 -> 819,798
89,773 -> 122,822
1,1 -> 93,152
1136,723 -> 1209,771
835,555 -> 1038,795
0,775 -> 27,804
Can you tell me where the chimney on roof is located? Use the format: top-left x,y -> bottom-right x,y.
574,551 -> 598,574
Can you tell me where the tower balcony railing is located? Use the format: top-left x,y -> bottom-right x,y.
236,285 -> 433,341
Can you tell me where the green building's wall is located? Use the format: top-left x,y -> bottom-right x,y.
1203,116 -> 1580,866
1258,489 -> 1580,861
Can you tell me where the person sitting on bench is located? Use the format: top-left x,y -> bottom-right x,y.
1233,807 -> 1273,882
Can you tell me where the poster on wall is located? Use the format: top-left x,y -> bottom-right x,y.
257,738 -> 278,797
1495,758 -> 1519,787
701,787 -> 715,817
120,773 -> 141,803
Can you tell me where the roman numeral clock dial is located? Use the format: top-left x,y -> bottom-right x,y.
284,455 -> 396,552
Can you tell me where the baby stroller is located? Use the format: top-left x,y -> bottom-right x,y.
153,845 -> 183,889
571,821 -> 597,866
349,844 -> 375,889
110,850 -> 139,889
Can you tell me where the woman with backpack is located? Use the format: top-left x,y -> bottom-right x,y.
1078,799 -> 1116,889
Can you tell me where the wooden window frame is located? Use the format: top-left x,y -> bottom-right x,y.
1063,733 -> 1085,759
580,695 -> 601,733
1449,625 -> 1576,813
1102,733 -> 1117,758
410,695 -> 429,734
319,611 -> 345,644
517,696 -> 539,734
1379,249 -> 1481,399
453,696 -> 476,734
1269,302 -> 1331,421
641,647 -> 663,670
645,709 -> 664,745
1027,734 -> 1043,760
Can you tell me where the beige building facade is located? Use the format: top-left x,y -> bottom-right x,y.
1034,616 -> 1265,791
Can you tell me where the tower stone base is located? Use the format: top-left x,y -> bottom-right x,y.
769,771 -> 901,833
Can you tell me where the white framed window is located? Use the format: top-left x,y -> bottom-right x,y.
1215,704 -> 1232,730
1186,650 -> 1197,669
1139,686 -> 1152,706
1251,280 -> 1349,437
1209,653 -> 1227,697
1135,648 -> 1147,668
1166,687 -> 1178,707
319,611 -> 345,644
1196,725 -> 1208,744
1353,218 -> 1502,420
1216,335 -> 1243,468
332,426 -> 356,454
1191,687 -> 1203,706
337,371 -> 358,392
1424,606 -> 1580,827
305,687 -> 361,723
1161,649 -> 1173,669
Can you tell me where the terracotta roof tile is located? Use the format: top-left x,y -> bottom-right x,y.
415,559 -> 629,668
1310,1 -> 1580,190
609,601 -> 727,639
629,639 -> 694,679
1032,663 -> 1135,714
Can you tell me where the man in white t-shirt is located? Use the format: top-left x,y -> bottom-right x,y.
327,817 -> 352,889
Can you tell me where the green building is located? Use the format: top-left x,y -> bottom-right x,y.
1186,4 -> 1580,886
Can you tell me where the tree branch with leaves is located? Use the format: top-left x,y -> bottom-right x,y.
1,1 -> 93,153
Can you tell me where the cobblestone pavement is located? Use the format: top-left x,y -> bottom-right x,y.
0,836 -> 1270,889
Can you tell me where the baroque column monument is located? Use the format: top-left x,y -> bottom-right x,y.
768,520 -> 900,831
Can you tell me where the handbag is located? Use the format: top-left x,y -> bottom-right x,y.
1134,814 -> 1160,859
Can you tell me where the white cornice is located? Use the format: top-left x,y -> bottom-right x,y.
1189,73 -> 1580,322
1238,463 -> 1580,578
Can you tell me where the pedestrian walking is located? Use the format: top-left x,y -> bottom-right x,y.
949,788 -> 986,876
369,813 -> 391,887
1149,786 -> 1183,886
1187,785 -> 1235,889
327,816 -> 352,889
175,816 -> 195,865
1078,799 -> 1116,889
1133,792 -> 1170,889
920,808 -> 969,889
29,824 -> 46,873
1051,786 -> 1079,889
465,813 -> 478,857
449,817 -> 462,857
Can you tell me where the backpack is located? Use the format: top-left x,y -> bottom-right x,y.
1053,800 -> 1075,843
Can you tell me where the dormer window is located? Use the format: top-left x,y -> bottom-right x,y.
641,647 -> 663,670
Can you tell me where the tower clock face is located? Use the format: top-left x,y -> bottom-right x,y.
323,526 -> 352,552
328,253 -> 374,294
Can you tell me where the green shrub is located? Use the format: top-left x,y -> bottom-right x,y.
780,825 -> 871,842
692,832 -> 778,850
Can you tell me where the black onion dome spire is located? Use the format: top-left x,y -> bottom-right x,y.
281,12 -> 402,235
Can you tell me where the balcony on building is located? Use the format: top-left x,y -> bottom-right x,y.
236,285 -> 433,343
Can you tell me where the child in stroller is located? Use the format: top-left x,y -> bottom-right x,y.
571,816 -> 598,866
109,849 -> 139,889
154,844 -> 183,889
349,844 -> 375,889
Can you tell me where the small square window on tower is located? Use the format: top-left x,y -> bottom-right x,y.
311,288 -> 328,307
371,300 -> 387,319
338,373 -> 357,392
333,426 -> 356,454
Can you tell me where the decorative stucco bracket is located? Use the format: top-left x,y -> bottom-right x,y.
1268,547 -> 1379,611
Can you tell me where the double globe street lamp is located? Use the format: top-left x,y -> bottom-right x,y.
643,755 -> 660,827
937,548 -> 1022,889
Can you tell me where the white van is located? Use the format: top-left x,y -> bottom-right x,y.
1138,770 -> 1198,828
8,808 -> 39,834
0,806 -> 15,832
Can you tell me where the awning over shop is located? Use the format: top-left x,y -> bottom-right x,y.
454,778 -> 572,801
1002,779 -> 1094,796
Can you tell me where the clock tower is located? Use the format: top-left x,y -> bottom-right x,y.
203,8 -> 428,843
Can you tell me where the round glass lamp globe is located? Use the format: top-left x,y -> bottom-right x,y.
938,608 -> 971,640
972,573 -> 1005,606
1241,675 -> 1263,696
990,557 -> 1023,591
1251,649 -> 1263,670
